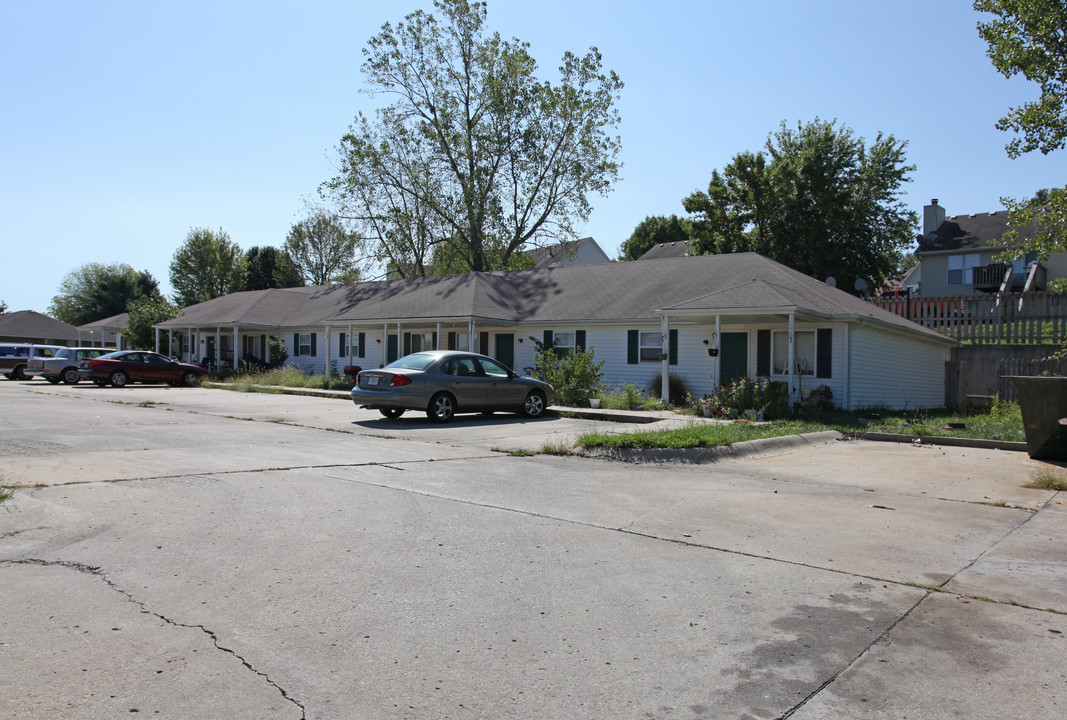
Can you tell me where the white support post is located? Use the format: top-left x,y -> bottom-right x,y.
436,322 -> 442,350
233,325 -> 239,370
660,315 -> 670,405
168,329 -> 173,358
714,315 -> 721,390
788,313 -> 797,407
324,325 -> 331,382
383,323 -> 388,366
154,327 -> 160,353
348,324 -> 353,365
469,320 -> 476,352
215,327 -> 221,369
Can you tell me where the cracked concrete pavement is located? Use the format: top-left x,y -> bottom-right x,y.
1,381 -> 1065,719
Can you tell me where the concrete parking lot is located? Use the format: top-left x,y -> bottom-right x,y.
1,380 -> 1065,719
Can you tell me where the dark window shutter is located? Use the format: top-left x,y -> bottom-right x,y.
447,332 -> 456,351
338,332 -> 346,356
358,332 -> 366,358
669,329 -> 678,365
756,330 -> 771,377
576,330 -> 586,351
310,333 -> 317,357
403,333 -> 411,356
627,330 -> 639,364
293,333 -> 299,357
816,328 -> 832,378
387,335 -> 397,363
543,330 -> 553,349
479,332 -> 489,356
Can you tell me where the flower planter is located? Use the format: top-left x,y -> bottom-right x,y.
589,398 -> 601,409
702,407 -> 712,418
1008,376 -> 1067,460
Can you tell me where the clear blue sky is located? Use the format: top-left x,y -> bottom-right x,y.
2,0 -> 1063,314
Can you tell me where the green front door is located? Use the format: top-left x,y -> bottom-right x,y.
494,333 -> 514,370
720,332 -> 748,385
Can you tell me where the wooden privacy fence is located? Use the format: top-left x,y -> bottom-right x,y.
871,292 -> 1067,344
994,355 -> 1067,403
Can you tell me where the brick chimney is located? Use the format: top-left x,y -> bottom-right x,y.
923,198 -> 945,236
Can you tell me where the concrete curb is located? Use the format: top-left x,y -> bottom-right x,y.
580,430 -> 846,464
862,431 -> 1027,453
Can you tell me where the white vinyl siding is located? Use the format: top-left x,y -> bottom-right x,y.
848,326 -> 947,410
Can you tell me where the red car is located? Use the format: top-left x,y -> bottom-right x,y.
77,350 -> 208,388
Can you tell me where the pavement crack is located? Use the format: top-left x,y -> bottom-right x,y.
775,592 -> 931,719
7,558 -> 307,719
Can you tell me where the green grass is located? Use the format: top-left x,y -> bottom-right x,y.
218,366 -> 355,392
576,402 -> 1025,450
0,478 -> 13,504
1027,469 -> 1067,491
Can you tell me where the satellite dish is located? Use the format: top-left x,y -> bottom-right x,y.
855,278 -> 868,292
825,276 -> 836,287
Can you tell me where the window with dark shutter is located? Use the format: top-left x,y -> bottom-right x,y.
816,329 -> 832,378
756,330 -> 770,377
627,330 -> 639,364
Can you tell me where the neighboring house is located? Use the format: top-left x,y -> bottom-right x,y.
0,310 -> 78,345
524,237 -> 611,268
638,241 -> 693,261
156,253 -> 954,410
77,312 -> 129,349
915,198 -> 1060,297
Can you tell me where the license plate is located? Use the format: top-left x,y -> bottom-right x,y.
366,376 -> 380,386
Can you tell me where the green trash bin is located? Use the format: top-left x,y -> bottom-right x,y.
1008,376 -> 1067,460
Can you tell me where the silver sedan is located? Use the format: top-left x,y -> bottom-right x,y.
351,350 -> 556,422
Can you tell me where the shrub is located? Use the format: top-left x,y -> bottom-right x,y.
525,336 -> 605,406
698,377 -> 789,419
644,372 -> 691,406
268,335 -> 288,366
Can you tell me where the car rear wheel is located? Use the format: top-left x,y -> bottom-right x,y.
426,392 -> 456,423
521,390 -> 547,418
380,408 -> 405,419
62,368 -> 79,384
10,365 -> 25,381
183,371 -> 202,387
110,370 -> 128,388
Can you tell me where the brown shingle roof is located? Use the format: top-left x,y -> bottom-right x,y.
0,310 -> 79,342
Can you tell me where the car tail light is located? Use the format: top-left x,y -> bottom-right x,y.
389,374 -> 412,387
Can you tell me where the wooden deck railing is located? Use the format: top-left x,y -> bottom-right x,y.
870,291 -> 1067,344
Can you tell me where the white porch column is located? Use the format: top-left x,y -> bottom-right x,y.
788,313 -> 797,407
714,315 -> 722,390
660,315 -> 670,404
324,325 -> 331,382
154,327 -> 160,353
168,329 -> 173,358
233,325 -> 239,370
469,320 -> 476,352
383,323 -> 388,366
436,322 -> 442,350
215,327 -> 221,369
396,323 -> 403,358
348,324 -> 354,365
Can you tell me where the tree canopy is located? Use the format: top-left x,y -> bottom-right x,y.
48,263 -> 160,326
975,0 -> 1067,158
618,215 -> 691,261
124,296 -> 180,352
323,0 -> 623,277
975,1 -> 1067,259
283,214 -> 363,286
245,246 -> 304,291
169,228 -> 247,308
682,119 -> 917,295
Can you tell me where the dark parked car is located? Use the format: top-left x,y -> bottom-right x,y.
351,350 -> 555,422
77,350 -> 209,387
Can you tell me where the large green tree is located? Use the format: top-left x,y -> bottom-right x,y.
683,119 -> 917,295
323,0 -> 623,277
618,215 -> 691,261
975,0 -> 1067,258
169,228 -> 247,307
283,214 -> 363,286
245,246 -> 304,291
124,296 -> 180,352
49,263 -> 160,326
